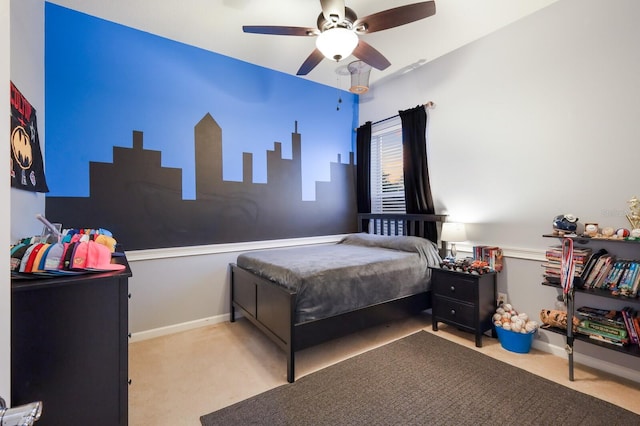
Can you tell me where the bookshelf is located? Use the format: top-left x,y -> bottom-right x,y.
541,281 -> 640,358
541,234 -> 640,380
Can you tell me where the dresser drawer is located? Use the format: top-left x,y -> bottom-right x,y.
433,296 -> 475,328
432,273 -> 477,303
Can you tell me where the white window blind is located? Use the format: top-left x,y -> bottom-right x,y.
370,117 -> 405,214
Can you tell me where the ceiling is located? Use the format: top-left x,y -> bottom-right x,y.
47,0 -> 559,90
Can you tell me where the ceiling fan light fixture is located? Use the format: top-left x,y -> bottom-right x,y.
315,28 -> 358,62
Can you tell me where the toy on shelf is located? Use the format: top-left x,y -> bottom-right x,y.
556,198 -> 640,241
540,309 -> 580,332
552,214 -> 583,236
626,196 -> 640,240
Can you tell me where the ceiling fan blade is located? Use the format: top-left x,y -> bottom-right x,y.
354,1 -> 436,34
297,49 -> 325,75
320,0 -> 345,23
243,25 -> 318,36
352,40 -> 391,71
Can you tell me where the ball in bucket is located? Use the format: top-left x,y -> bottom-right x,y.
493,303 -> 538,354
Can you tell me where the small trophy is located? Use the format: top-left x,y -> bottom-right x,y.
626,196 -> 640,230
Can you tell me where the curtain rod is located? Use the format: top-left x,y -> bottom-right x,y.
358,101 -> 436,129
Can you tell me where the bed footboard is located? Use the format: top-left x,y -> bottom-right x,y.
230,264 -> 297,382
231,263 -> 431,383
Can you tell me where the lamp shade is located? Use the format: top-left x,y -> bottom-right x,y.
441,222 -> 467,242
316,28 -> 358,62
347,60 -> 371,94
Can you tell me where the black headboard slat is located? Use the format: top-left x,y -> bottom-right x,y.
357,213 -> 448,258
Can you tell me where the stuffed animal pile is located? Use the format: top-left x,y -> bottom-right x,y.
493,303 -> 539,334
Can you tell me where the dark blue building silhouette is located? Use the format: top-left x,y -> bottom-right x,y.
46,114 -> 357,250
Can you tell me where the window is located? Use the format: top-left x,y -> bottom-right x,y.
370,117 -> 405,214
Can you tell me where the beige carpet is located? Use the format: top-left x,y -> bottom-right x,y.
129,313 -> 640,425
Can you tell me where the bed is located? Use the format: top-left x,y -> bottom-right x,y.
229,213 -> 447,382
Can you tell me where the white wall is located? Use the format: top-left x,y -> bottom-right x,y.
1,0 -> 11,403
5,0 -> 45,405
10,0 -> 45,242
361,0 -> 640,246
360,0 -> 640,380
128,249 -> 239,336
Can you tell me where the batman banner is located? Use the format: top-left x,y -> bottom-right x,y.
10,81 -> 49,193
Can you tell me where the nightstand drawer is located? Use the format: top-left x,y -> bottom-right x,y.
432,273 -> 477,303
433,296 -> 475,327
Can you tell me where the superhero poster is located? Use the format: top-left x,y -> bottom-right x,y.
10,81 -> 49,192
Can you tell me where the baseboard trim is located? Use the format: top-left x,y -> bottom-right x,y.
129,314 -> 230,343
532,340 -> 640,384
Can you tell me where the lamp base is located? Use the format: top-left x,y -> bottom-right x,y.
449,243 -> 458,259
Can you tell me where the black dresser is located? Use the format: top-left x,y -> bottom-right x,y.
11,258 -> 131,425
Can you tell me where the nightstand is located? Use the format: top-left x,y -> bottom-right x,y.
430,267 -> 497,347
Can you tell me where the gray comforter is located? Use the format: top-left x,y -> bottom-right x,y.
236,233 -> 441,323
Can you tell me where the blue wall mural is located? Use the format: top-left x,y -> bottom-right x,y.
44,4 -> 359,250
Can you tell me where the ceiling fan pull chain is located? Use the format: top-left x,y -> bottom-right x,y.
336,76 -> 342,111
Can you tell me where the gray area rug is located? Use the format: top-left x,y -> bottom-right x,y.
201,331 -> 639,425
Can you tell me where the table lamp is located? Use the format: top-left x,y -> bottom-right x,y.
441,222 -> 467,259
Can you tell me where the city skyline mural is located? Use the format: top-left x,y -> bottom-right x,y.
44,3 -> 359,250
46,114 -> 357,250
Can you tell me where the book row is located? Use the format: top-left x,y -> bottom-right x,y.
576,306 -> 640,346
543,246 -> 640,298
472,245 -> 503,272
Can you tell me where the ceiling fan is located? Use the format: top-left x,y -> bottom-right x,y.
242,0 -> 436,75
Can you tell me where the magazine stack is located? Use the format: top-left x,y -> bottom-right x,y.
542,245 -> 592,285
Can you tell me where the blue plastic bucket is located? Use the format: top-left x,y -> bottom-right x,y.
495,326 -> 535,354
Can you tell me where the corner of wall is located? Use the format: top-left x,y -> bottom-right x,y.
5,0 -> 46,404
1,0 -> 11,405
9,0 -> 46,241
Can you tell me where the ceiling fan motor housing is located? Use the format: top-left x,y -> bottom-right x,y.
317,7 -> 357,32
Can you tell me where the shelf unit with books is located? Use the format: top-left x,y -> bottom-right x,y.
541,234 -> 640,380
540,281 -> 640,358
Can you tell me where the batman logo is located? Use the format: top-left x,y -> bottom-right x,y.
11,126 -> 33,170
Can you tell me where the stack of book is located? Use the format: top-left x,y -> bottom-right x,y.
580,255 -> 640,297
542,246 -> 592,285
472,246 -> 503,272
576,306 -> 631,346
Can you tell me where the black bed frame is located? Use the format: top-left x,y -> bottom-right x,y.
229,213 -> 447,382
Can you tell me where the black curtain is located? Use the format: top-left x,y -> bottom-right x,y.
356,121 -> 372,214
399,105 -> 437,243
